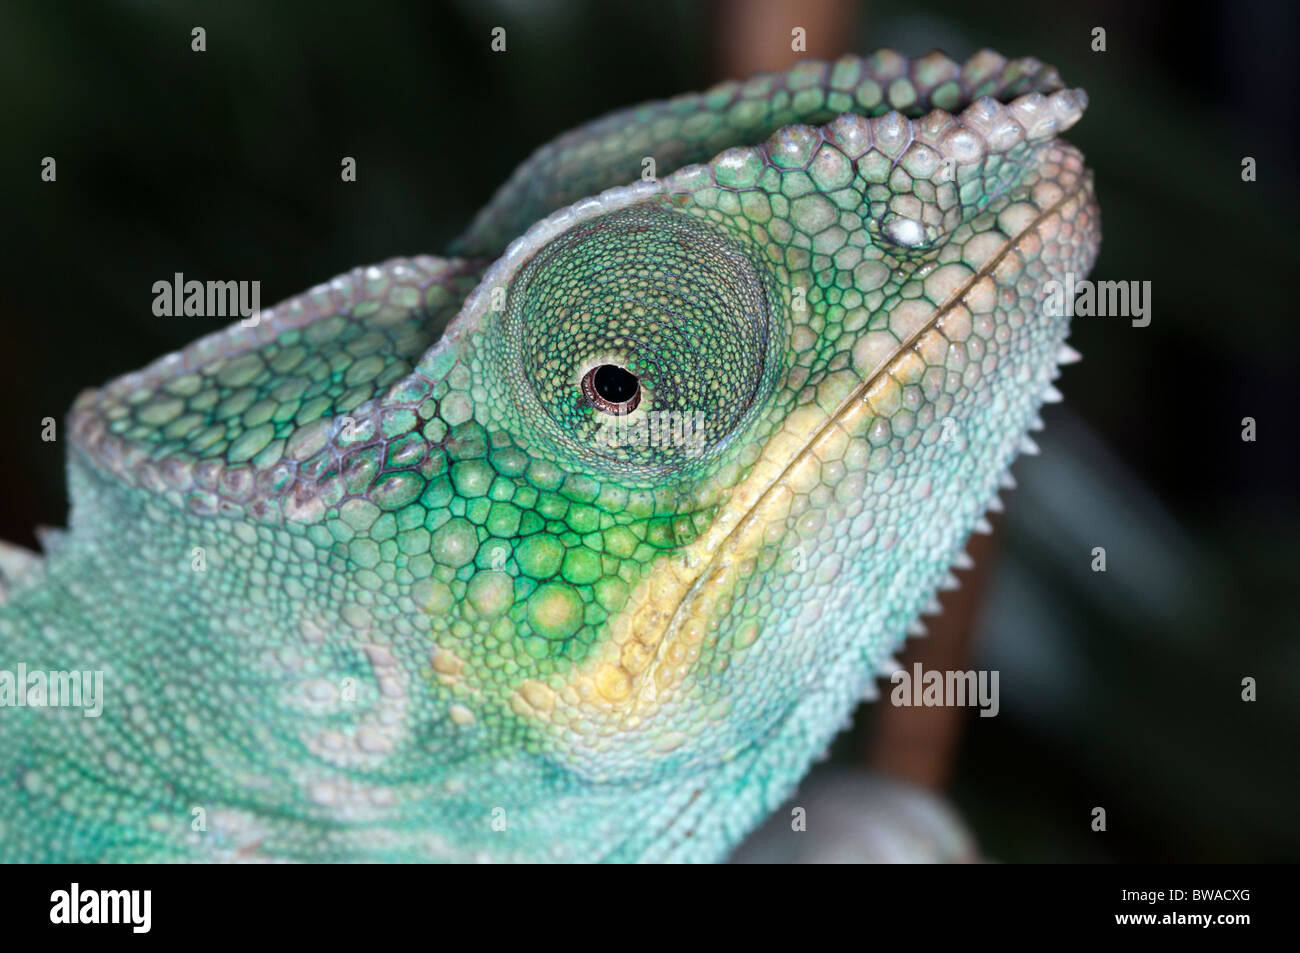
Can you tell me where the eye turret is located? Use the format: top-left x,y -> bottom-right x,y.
487,203 -> 784,481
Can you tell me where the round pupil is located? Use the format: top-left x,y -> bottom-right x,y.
592,364 -> 638,404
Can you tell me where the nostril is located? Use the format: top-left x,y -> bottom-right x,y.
582,363 -> 641,415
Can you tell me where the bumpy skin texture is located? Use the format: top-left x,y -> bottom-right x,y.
0,50 -> 1099,862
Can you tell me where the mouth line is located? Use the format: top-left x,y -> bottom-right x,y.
634,172 -> 1095,687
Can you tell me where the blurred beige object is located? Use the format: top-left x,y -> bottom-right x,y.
731,767 -> 980,863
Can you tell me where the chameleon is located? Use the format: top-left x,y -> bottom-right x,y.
0,49 -> 1099,862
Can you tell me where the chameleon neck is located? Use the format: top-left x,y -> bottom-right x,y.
0,455 -> 727,860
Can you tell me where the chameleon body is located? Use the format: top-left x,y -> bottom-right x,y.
0,50 -> 1099,862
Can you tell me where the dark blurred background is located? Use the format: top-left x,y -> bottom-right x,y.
0,0 -> 1295,861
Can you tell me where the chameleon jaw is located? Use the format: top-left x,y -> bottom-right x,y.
523,153 -> 1099,750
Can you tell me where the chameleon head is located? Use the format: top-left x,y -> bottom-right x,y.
62,51 -> 1099,853
431,54 -> 1100,781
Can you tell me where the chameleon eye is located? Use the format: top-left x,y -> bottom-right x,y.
582,363 -> 641,415
485,202 -> 784,481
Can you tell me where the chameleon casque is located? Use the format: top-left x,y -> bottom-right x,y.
0,49 -> 1099,862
